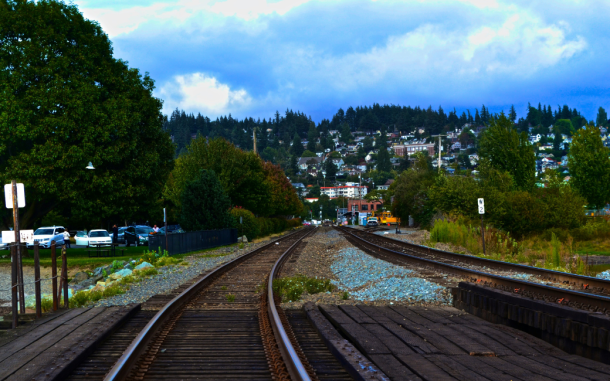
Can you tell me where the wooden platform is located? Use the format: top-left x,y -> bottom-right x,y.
317,304 -> 610,381
0,305 -> 138,381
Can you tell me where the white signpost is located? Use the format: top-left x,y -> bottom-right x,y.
2,230 -> 33,244
478,198 -> 486,254
4,183 -> 25,208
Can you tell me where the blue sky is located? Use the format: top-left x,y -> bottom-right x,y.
74,0 -> 610,123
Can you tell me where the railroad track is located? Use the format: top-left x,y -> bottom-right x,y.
338,226 -> 610,315
71,227 -> 323,381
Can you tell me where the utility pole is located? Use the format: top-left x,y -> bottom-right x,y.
253,127 -> 258,155
431,134 -> 446,173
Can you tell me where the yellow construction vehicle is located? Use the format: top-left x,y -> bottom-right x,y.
371,210 -> 399,225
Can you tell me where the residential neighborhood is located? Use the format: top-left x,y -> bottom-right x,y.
288,117 -> 593,204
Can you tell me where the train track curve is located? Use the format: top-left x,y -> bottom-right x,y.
103,227 -> 317,381
338,226 -> 610,315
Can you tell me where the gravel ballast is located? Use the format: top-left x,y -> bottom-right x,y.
331,247 -> 450,303
281,228 -> 452,309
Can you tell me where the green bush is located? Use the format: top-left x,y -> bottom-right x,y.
230,208 -> 259,240
70,291 -> 91,308
140,249 -> 168,265
272,276 -> 333,302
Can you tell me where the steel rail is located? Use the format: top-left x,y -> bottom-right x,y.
104,227 -> 313,381
348,227 -> 610,294
338,227 -> 610,313
267,228 -> 316,381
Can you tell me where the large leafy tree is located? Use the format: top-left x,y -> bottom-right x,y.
262,161 -> 303,216
180,170 -> 233,231
167,137 -> 271,215
0,0 -> 174,228
568,123 -> 610,209
390,153 -> 436,226
479,113 -> 536,191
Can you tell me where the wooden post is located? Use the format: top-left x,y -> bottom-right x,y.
481,215 -> 486,255
11,245 -> 18,329
62,245 -> 68,308
34,242 -> 41,318
11,181 -> 25,314
51,241 -> 58,311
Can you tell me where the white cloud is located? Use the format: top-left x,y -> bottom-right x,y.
158,73 -> 252,116
307,11 -> 586,91
77,0 -> 313,37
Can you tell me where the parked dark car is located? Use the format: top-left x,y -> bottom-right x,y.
124,226 -> 153,247
166,224 -> 182,233
157,225 -> 184,235
113,227 -> 129,244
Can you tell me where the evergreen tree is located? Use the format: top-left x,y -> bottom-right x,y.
596,107 -> 608,127
553,131 -> 563,151
398,155 -> 410,172
362,136 -> 374,152
307,122 -> 318,152
288,155 -> 299,176
340,122 -> 352,143
325,159 -> 337,180
345,107 -> 357,130
290,133 -> 304,157
376,146 -> 392,172
509,105 -> 517,122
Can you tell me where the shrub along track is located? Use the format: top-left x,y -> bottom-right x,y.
67,227 -> 340,381
338,226 -> 610,316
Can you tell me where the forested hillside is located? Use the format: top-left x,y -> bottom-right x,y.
164,103 -> 596,157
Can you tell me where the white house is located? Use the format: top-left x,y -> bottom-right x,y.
320,186 -> 368,198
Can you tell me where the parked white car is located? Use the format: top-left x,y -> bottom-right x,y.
26,226 -> 66,248
74,231 -> 88,246
83,229 -> 112,248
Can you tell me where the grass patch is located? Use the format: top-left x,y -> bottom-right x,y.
155,256 -> 182,267
69,283 -> 126,308
272,275 -> 333,303
226,294 -> 236,302
341,291 -> 349,300
221,285 -> 227,290
135,268 -> 159,277
40,297 -> 53,313
118,275 -> 137,285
